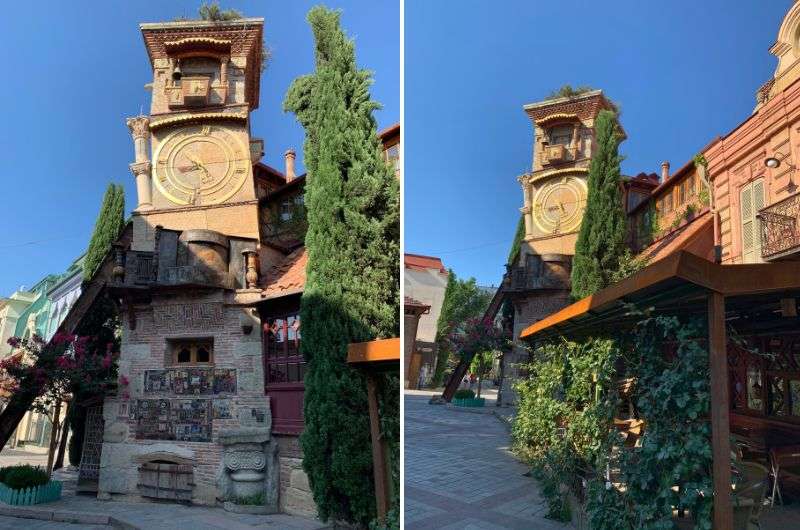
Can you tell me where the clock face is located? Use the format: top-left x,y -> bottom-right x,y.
532,176 -> 587,234
153,124 -> 249,206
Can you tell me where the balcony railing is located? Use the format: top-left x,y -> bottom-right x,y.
115,250 -> 234,289
505,266 -> 568,292
758,192 -> 800,260
127,251 -> 157,285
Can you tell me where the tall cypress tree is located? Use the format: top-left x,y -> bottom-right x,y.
83,184 -> 125,281
570,110 -> 627,299
284,6 -> 400,525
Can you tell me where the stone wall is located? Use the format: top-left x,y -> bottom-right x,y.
99,290 -> 269,505
502,289 -> 571,405
275,435 -> 316,517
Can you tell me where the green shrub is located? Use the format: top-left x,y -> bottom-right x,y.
0,465 -> 49,490
232,492 -> 264,505
453,389 -> 475,399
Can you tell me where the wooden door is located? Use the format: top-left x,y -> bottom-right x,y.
407,352 -> 422,390
264,314 -> 305,434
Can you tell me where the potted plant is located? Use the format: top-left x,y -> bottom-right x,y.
452,388 -> 485,407
0,465 -> 62,505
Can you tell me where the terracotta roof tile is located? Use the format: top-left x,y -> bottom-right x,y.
638,210 -> 714,264
404,295 -> 429,308
404,253 -> 447,274
262,247 -> 307,299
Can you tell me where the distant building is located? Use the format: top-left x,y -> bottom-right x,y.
0,290 -> 37,358
380,123 -> 400,178
404,296 -> 430,389
1,256 -> 84,451
404,254 -> 447,387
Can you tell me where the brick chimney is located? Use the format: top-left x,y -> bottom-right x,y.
284,149 -> 296,182
661,161 -> 670,182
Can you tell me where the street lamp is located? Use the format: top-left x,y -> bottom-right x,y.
764,152 -> 798,193
765,156 -> 782,169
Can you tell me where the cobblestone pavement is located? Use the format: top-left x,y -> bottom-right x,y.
404,392 -> 572,530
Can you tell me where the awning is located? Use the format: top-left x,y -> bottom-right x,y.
520,250 -> 800,342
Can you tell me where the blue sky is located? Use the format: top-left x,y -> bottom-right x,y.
405,0 -> 794,287
0,1 -> 398,295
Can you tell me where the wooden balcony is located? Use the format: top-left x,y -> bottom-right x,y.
758,192 -> 800,260
504,266 -> 569,292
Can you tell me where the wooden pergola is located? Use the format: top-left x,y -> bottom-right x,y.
520,251 -> 800,529
347,337 -> 400,524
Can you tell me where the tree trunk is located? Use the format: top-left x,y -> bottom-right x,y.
46,399 -> 62,477
54,401 -> 71,470
442,354 -> 472,402
477,376 -> 482,398
496,352 -> 506,407
0,393 -> 37,452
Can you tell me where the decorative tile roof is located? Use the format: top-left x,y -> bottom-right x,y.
404,254 -> 447,274
261,247 -> 307,299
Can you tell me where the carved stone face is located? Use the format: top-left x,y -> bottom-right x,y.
153,124 -> 249,206
532,175 -> 587,235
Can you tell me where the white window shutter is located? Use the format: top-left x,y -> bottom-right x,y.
753,179 -> 765,261
741,184 -> 754,263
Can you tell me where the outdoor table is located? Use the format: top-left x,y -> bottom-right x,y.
730,413 -> 800,505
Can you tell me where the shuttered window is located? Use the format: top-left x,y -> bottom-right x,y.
740,179 -> 765,263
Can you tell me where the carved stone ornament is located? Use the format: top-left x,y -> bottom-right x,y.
126,116 -> 151,139
224,450 -> 266,472
129,160 -> 152,177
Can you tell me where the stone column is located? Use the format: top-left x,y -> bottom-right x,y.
571,123 -> 580,157
519,174 -> 533,237
126,116 -> 153,210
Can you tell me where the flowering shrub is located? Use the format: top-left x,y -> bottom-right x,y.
0,332 -> 121,414
447,317 -> 509,361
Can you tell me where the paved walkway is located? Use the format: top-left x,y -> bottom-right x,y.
0,465 -> 325,530
0,447 -> 48,468
404,392 -> 572,530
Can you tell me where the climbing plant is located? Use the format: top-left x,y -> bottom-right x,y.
513,310 -> 714,529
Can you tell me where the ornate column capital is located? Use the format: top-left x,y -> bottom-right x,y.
129,160 -> 152,177
520,206 -> 531,214
126,115 -> 151,139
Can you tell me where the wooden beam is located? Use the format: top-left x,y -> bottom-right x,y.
365,373 -> 389,522
708,291 -> 732,529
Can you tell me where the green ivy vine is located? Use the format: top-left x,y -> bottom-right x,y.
513,311 -> 713,529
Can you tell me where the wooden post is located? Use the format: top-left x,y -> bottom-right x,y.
708,292 -> 732,529
365,373 -> 389,523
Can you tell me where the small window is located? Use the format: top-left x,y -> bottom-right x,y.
280,200 -> 292,221
170,339 -> 214,365
294,194 -> 305,206
548,125 -> 573,146
664,193 -> 673,214
384,144 -> 400,172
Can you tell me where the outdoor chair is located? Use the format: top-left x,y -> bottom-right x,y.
732,461 -> 769,530
768,445 -> 800,506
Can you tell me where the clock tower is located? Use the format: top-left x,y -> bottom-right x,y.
126,18 -> 264,251
500,89 -> 620,404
